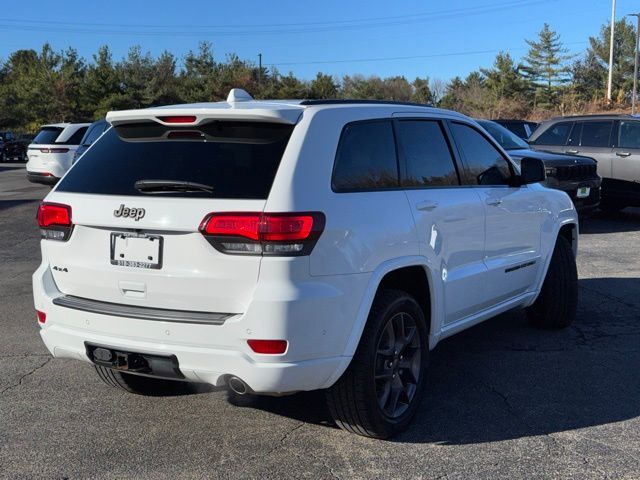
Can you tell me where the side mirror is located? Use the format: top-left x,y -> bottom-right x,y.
519,157 -> 545,185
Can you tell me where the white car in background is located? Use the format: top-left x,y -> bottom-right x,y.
26,123 -> 90,185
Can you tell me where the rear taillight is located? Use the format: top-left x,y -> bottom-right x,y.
39,148 -> 69,153
37,202 -> 73,241
200,212 -> 325,256
36,310 -> 46,324
247,339 -> 288,354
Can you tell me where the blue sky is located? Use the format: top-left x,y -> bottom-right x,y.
0,0 -> 636,81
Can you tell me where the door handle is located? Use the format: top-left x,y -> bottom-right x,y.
416,200 -> 438,211
616,151 -> 631,157
565,149 -> 579,154
486,198 -> 503,206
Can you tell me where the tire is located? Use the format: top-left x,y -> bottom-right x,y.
326,289 -> 429,439
94,365 -> 193,396
526,235 -> 578,329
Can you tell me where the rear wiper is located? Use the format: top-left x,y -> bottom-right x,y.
134,179 -> 214,194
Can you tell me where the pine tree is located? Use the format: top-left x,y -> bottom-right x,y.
309,73 -> 338,99
587,18 -> 636,103
523,23 -> 571,107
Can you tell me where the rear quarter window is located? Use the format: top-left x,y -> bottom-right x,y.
56,121 -> 294,199
532,121 -> 574,146
332,120 -> 399,191
32,127 -> 64,145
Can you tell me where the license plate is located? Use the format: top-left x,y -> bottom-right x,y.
576,187 -> 590,198
110,233 -> 163,269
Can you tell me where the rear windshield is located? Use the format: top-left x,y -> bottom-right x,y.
56,121 -> 294,199
32,127 -> 64,145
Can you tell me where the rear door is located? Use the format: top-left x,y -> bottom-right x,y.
611,119 -> 640,200
566,120 -> 615,178
396,118 -> 487,324
449,121 -> 546,305
46,120 -> 294,314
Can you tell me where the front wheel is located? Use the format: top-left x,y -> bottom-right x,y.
326,289 -> 429,439
526,235 -> 578,329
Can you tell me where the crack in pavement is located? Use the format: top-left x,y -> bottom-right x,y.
0,356 -> 52,395
481,380 -> 567,458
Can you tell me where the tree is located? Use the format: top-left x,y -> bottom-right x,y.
522,23 -> 571,107
587,18 -> 636,103
410,77 -> 433,104
481,52 -> 532,117
571,51 -> 606,104
309,73 -> 338,99
83,46 -> 122,119
178,42 -> 216,102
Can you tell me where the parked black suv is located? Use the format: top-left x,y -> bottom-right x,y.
478,120 -> 601,213
529,114 -> 640,212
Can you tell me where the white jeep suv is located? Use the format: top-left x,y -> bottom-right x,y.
33,90 -> 578,438
26,123 -> 90,185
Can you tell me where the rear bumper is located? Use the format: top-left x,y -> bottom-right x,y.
33,262 -> 366,394
27,172 -> 59,185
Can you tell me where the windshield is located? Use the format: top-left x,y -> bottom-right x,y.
478,120 -> 529,150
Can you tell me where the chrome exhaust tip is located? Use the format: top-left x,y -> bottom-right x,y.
228,376 -> 248,395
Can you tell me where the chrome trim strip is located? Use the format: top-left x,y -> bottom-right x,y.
52,295 -> 233,325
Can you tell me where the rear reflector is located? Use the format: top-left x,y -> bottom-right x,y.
36,310 -> 46,324
200,212 -> 325,256
37,202 -> 73,241
157,115 -> 197,124
247,339 -> 288,354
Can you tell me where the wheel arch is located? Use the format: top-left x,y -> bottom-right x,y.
354,258 -> 436,352
321,256 -> 438,389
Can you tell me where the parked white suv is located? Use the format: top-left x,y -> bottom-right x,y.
26,123 -> 90,185
33,90 -> 578,438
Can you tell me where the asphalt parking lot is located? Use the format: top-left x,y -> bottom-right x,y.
1,162 -> 639,480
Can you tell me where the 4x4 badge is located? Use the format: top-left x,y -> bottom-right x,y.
114,204 -> 145,221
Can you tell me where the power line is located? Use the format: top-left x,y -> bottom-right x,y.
266,41 -> 589,67
0,0 -> 557,37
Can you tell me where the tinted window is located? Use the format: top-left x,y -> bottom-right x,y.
450,122 -> 512,186
57,122 -> 293,199
579,121 -> 613,147
63,127 -> 88,145
32,127 -> 63,145
395,120 -> 459,187
618,120 -> 640,149
82,122 -> 108,146
332,121 -> 398,191
533,121 -> 573,146
478,120 -> 529,150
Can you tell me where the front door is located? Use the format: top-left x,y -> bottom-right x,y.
448,121 -> 545,307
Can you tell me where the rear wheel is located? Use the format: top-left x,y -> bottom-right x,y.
326,289 -> 429,439
94,365 -> 193,396
526,235 -> 577,329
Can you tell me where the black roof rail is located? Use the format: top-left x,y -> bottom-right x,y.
550,113 -> 633,120
299,99 -> 434,108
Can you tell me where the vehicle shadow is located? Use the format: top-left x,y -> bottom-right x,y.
580,207 -> 640,234
226,277 -> 640,443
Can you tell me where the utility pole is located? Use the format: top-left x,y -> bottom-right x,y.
629,13 -> 640,114
607,0 -> 617,103
258,53 -> 262,87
